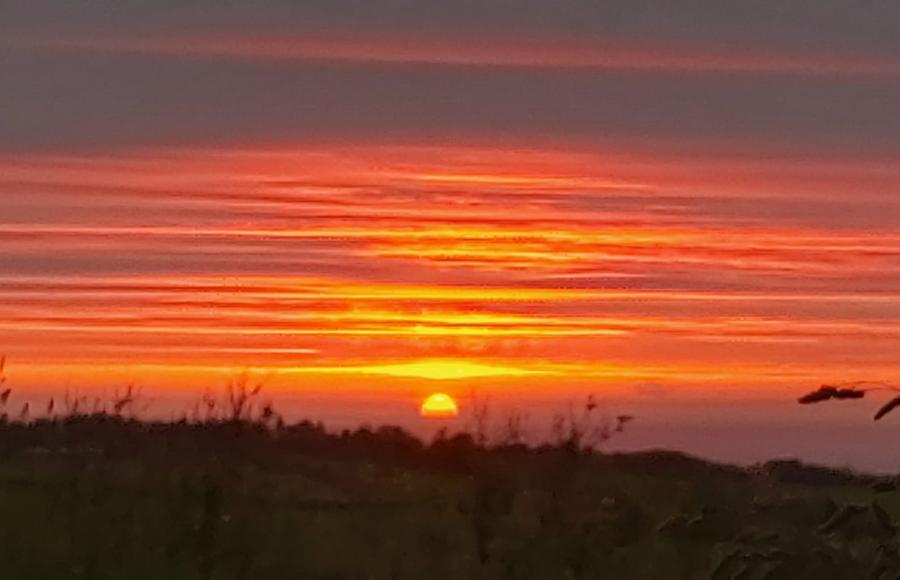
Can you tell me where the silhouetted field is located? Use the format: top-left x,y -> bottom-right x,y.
0,412 -> 898,580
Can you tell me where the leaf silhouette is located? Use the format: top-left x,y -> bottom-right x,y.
874,395 -> 900,421
798,385 -> 865,404
833,388 -> 865,400
798,386 -> 839,404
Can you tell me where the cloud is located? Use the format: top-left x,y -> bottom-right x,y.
2,7 -> 900,154
5,1 -> 900,59
10,33 -> 900,78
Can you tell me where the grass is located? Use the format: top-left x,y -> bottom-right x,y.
0,412 -> 896,579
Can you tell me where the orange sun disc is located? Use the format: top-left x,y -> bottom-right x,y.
420,393 -> 459,419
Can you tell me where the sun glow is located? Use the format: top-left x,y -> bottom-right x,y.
332,359 -> 549,381
420,393 -> 459,419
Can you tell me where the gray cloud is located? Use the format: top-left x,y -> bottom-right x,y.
2,1 -> 900,153
2,49 -> 899,153
4,1 -> 900,56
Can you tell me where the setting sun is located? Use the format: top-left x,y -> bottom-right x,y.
420,393 -> 459,419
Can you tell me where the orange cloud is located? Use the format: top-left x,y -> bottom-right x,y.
1,144 -> 899,417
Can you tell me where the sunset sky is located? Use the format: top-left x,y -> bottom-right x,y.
3,1 -> 900,470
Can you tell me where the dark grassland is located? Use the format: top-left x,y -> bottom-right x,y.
0,415 -> 898,580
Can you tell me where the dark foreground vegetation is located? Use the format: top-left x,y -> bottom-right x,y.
0,411 -> 899,580
0,362 -> 895,579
